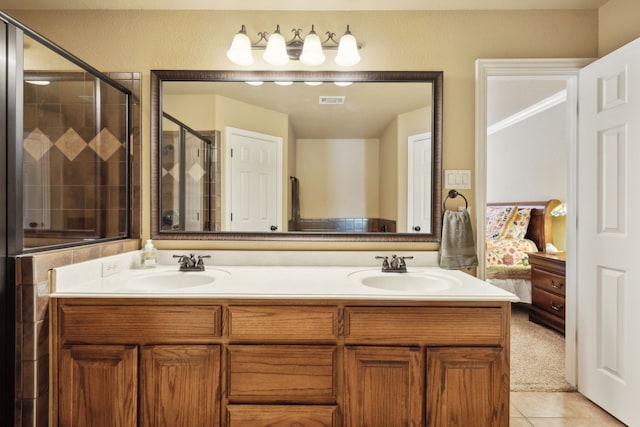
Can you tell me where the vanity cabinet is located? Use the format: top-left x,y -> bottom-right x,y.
52,298 -> 510,427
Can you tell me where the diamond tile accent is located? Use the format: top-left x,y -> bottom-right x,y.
188,163 -> 206,182
88,129 -> 123,161
23,128 -> 53,161
169,164 -> 180,181
54,128 -> 87,161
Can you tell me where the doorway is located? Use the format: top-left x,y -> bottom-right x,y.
476,58 -> 591,387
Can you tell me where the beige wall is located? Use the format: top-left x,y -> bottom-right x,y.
599,0 -> 640,55
378,118 -> 398,223
163,94 -> 216,129
8,9 -> 599,250
297,138 -> 379,218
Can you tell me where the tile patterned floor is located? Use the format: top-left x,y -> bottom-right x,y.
510,392 -> 627,426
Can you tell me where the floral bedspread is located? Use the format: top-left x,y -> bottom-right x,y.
486,238 -> 539,280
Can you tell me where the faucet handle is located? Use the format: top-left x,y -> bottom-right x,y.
375,255 -> 390,270
196,255 -> 211,268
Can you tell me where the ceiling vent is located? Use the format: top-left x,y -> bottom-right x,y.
319,96 -> 345,105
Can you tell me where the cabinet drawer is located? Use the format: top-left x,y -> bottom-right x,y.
227,306 -> 338,341
532,287 -> 565,318
532,268 -> 565,296
60,304 -> 221,344
226,405 -> 338,426
227,345 -> 337,403
345,307 -> 505,345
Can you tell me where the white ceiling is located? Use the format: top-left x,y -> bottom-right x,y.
1,0 -> 610,10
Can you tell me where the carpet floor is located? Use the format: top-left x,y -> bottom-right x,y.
510,304 -> 576,392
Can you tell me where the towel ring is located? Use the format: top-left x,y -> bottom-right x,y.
443,189 -> 468,211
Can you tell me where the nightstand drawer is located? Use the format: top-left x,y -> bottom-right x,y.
531,287 -> 565,318
532,268 -> 565,296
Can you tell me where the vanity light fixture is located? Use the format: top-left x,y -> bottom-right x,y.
227,24 -> 361,67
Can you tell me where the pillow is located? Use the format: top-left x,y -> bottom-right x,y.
486,206 -> 517,239
500,207 -> 532,239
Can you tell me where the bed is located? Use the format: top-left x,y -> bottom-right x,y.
485,199 -> 561,304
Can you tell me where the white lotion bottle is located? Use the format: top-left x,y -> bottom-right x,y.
141,239 -> 158,268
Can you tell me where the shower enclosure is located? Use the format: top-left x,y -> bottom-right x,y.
161,113 -> 220,232
1,11 -> 134,424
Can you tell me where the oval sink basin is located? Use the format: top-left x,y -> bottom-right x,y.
122,269 -> 229,291
349,269 -> 461,293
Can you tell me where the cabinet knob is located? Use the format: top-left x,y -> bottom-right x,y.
550,280 -> 564,289
413,226 -> 421,232
550,301 -> 564,311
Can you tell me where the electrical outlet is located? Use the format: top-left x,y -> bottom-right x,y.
101,261 -> 120,278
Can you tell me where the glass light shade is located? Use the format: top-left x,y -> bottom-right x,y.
300,31 -> 325,66
245,81 -> 264,86
335,32 -> 360,66
274,81 -> 294,86
334,81 -> 353,87
263,30 -> 289,66
304,81 -> 323,86
226,32 -> 254,66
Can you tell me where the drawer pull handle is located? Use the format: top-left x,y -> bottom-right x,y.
550,280 -> 564,289
550,301 -> 564,311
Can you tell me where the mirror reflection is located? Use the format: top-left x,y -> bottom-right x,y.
151,71 -> 443,242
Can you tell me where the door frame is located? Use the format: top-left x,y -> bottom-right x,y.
475,58 -> 592,386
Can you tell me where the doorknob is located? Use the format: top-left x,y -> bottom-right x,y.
413,226 -> 421,232
270,225 -> 278,231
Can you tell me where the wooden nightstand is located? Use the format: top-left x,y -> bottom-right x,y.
528,252 -> 566,334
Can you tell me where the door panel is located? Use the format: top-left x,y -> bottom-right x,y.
59,345 -> 138,427
225,127 -> 282,232
578,36 -> 640,426
408,132 -> 432,233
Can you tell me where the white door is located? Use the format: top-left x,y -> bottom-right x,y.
225,127 -> 282,232
407,132 -> 432,233
578,37 -> 640,426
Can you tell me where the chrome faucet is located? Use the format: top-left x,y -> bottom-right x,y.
375,254 -> 414,273
173,254 -> 211,271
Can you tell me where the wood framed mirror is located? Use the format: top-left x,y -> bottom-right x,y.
150,70 -> 443,242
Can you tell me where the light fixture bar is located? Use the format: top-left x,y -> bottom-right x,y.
227,25 -> 362,67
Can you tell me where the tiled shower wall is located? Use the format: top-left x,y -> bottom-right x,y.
14,72 -> 141,427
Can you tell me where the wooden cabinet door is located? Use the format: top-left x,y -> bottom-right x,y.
59,345 -> 138,427
426,347 -> 508,427
226,405 -> 339,427
345,346 -> 423,427
141,345 -> 221,427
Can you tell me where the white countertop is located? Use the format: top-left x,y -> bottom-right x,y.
51,251 -> 519,302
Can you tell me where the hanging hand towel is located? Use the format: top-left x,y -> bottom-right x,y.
438,209 -> 479,269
